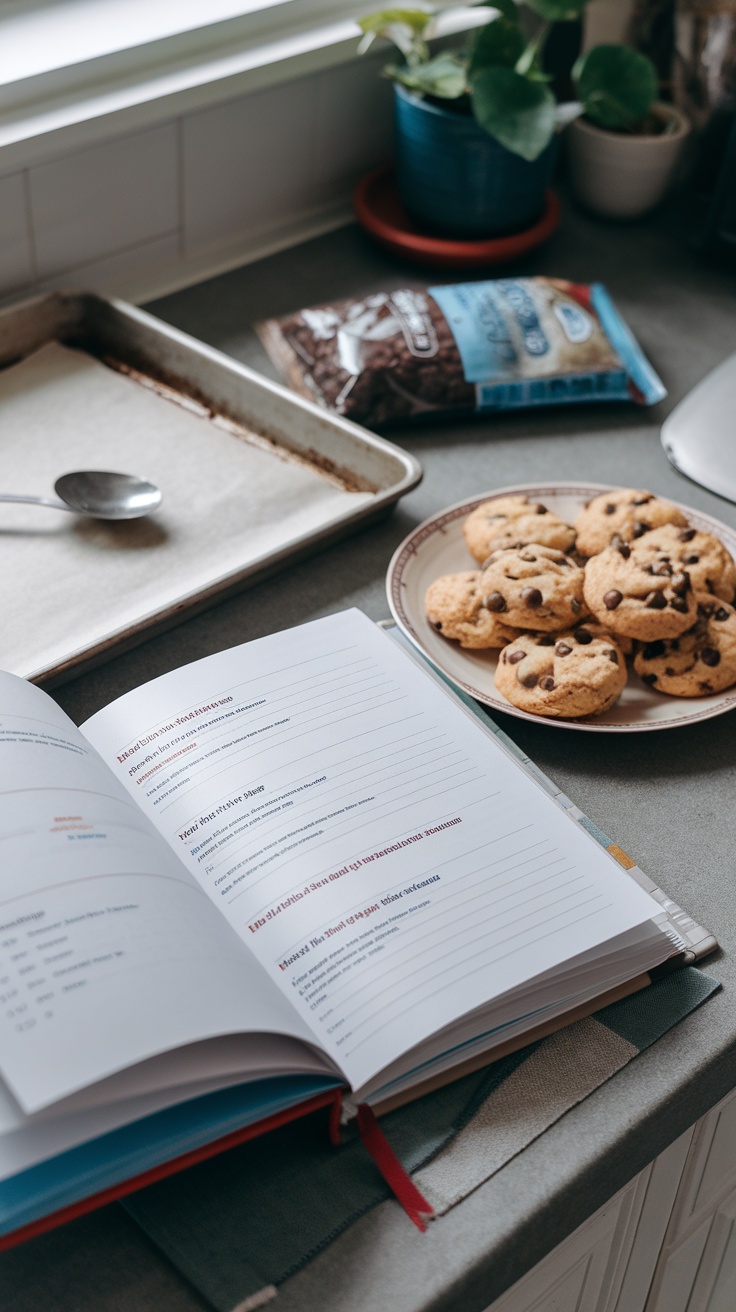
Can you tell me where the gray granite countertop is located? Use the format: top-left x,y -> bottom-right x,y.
2,199 -> 736,1312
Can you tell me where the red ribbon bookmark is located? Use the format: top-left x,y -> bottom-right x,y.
356,1104 -> 435,1232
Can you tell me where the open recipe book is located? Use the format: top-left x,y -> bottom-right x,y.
0,609 -> 713,1242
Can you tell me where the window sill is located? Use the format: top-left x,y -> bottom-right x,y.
0,3 -> 371,173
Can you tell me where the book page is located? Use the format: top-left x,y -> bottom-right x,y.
0,674 -> 320,1114
82,610 -> 666,1094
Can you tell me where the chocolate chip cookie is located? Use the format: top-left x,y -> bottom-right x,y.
633,594 -> 736,695
583,542 -> 697,640
574,488 -> 687,558
479,545 -> 585,631
634,524 -> 736,603
495,630 -> 627,718
425,572 -> 518,649
464,495 -> 576,564
570,617 -> 634,656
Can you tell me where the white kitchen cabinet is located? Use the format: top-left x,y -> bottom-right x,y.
483,1131 -> 693,1312
646,1088 -> 736,1312
482,1087 -> 736,1312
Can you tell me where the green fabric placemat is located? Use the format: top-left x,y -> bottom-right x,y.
122,967 -> 719,1312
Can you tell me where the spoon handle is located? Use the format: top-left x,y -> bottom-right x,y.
0,493 -> 72,511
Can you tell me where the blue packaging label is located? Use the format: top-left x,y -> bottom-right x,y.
475,370 -> 630,411
429,280 -> 552,384
429,282 -> 515,383
428,278 -> 667,409
495,281 -> 549,358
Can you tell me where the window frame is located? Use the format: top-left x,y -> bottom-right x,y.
0,0 -> 379,167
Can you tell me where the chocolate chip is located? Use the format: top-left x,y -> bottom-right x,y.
701,647 -> 721,667
537,635 -> 555,646
534,504 -> 547,514
670,639 -> 680,651
519,671 -> 538,688
606,649 -> 619,663
643,565 -> 654,575
633,521 -> 650,538
521,587 -> 543,608
665,666 -> 676,676
507,649 -> 525,664
670,597 -> 690,613
433,621 -> 443,630
617,543 -> 631,560
485,592 -> 507,612
646,591 -> 667,610
716,607 -> 730,622
642,673 -> 658,685
570,598 -> 582,614
633,495 -> 652,505
574,628 -> 593,644
679,528 -> 696,542
604,503 -> 616,515
685,554 -> 699,564
540,676 -> 555,690
699,681 -> 714,692
671,572 -> 690,596
643,641 -> 666,659
603,590 -> 623,610
555,642 -> 572,656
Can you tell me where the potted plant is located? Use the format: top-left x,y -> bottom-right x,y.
565,44 -> 691,219
357,1 -> 680,236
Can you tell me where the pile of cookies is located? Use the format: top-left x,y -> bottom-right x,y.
424,489 -> 736,720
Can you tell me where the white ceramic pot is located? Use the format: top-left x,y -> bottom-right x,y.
566,103 -> 691,219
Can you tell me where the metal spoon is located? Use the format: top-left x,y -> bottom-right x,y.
0,471 -> 162,520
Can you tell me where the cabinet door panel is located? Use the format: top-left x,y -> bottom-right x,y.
608,1130 -> 693,1312
486,1132 -> 692,1312
666,1090 -> 736,1240
687,1191 -> 736,1312
484,1204 -> 620,1312
694,1099 -> 736,1218
486,1181 -> 639,1312
646,1219 -> 712,1312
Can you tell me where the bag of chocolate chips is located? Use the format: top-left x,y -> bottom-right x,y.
257,277 -> 665,428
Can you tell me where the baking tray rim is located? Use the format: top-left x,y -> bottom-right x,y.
0,290 -> 423,685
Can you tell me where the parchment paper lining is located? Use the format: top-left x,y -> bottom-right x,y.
0,344 -> 374,679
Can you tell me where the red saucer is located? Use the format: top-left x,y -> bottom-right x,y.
353,166 -> 560,269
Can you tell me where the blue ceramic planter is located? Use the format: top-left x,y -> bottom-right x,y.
394,84 -> 556,239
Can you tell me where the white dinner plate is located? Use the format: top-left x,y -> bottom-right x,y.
386,482 -> 736,732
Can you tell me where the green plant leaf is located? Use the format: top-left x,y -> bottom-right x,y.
468,17 -> 525,77
358,9 -> 432,35
390,51 -> 468,97
525,0 -> 587,18
514,22 -> 549,76
574,43 -> 658,128
357,9 -> 432,61
470,65 -> 556,159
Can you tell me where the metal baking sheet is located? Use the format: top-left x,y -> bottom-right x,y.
0,292 -> 422,685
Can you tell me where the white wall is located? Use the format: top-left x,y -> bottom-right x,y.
0,54 -> 393,304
